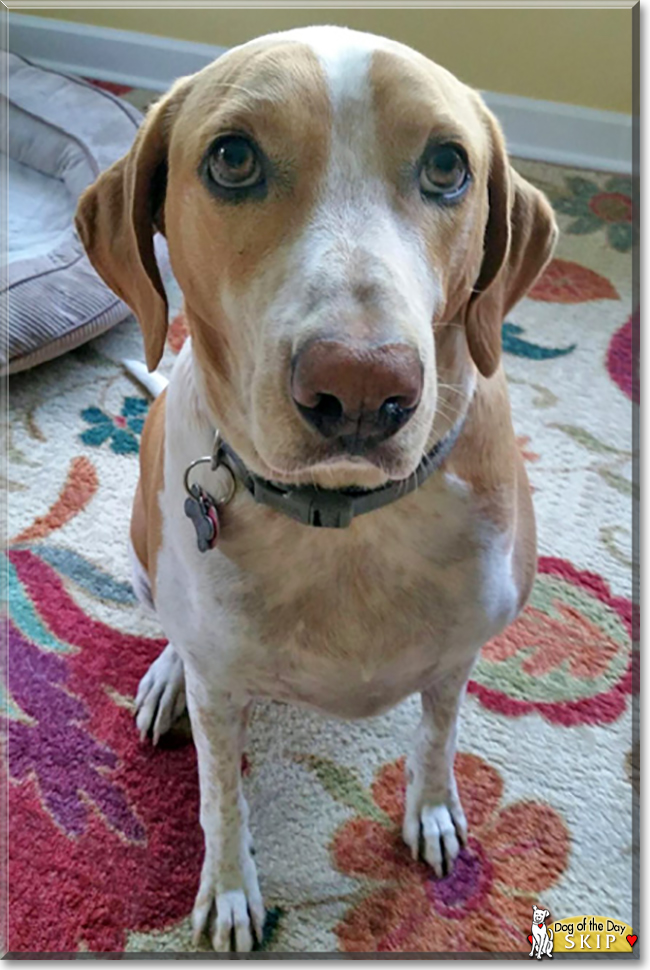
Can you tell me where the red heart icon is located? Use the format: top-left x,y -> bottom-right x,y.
528,936 -> 533,944
627,935 -> 637,948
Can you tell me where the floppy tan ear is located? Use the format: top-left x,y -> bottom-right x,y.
464,112 -> 558,378
75,84 -> 188,371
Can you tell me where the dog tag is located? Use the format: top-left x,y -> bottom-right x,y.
184,484 -> 219,552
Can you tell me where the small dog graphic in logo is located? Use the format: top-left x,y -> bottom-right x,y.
529,905 -> 554,959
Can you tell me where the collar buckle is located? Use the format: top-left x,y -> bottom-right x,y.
249,478 -> 355,528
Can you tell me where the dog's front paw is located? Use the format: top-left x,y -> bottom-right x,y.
402,782 -> 468,878
135,643 -> 186,744
192,852 -> 265,952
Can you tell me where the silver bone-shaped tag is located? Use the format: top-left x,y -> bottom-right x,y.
182,433 -> 236,553
184,484 -> 219,552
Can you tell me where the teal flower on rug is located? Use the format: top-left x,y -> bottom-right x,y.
554,175 -> 633,252
79,397 -> 149,454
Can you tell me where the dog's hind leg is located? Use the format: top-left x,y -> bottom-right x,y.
128,534 -> 187,743
135,642 -> 187,744
128,534 -> 156,612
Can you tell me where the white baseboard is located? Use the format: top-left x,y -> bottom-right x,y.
8,13 -> 228,91
8,12 -> 632,174
481,91 -> 632,174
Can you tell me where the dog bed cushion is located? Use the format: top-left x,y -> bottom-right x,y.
3,54 -> 153,375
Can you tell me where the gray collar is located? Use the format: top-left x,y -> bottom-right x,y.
217,418 -> 465,529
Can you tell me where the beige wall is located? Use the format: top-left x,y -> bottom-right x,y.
20,7 -> 632,113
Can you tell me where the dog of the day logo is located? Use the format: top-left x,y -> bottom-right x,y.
528,906 -> 554,959
528,910 -> 637,956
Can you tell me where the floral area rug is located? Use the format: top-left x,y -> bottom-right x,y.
4,80 -> 637,955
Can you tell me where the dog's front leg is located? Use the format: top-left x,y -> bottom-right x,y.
403,661 -> 474,878
185,670 -> 264,952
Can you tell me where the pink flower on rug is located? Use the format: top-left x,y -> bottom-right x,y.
606,311 -> 639,404
333,755 -> 568,953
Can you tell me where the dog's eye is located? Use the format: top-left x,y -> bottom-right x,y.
420,143 -> 469,200
207,135 -> 263,189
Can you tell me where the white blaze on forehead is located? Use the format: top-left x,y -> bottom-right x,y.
281,26 -> 384,107
236,25 -> 394,101
301,29 -> 380,204
278,27 -> 439,337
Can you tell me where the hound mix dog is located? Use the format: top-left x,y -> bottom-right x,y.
76,26 -> 557,952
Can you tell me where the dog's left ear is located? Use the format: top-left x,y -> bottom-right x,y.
464,110 -> 558,378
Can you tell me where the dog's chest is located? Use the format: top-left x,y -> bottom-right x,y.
158,471 -> 518,717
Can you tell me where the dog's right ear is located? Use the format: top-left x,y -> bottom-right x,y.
75,80 -> 190,371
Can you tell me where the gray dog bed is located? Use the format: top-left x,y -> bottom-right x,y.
3,54 -> 153,375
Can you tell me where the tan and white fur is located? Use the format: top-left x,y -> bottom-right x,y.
76,26 -> 557,952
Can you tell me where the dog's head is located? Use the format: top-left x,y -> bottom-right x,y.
76,26 -> 556,489
533,906 -> 550,925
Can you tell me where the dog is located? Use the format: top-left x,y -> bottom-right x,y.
75,25 -> 557,952
530,906 -> 554,959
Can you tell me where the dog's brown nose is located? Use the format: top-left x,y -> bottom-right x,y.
291,339 -> 422,449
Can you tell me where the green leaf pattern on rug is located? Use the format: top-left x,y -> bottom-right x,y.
597,468 -> 635,498
550,424 -> 634,499
600,526 -> 633,569
507,376 -> 558,409
295,754 -> 390,825
550,174 -> 633,252
8,427 -> 39,467
551,423 -> 630,456
3,476 -> 28,493
25,407 -> 46,442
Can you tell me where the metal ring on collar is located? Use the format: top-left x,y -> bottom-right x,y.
183,434 -> 237,506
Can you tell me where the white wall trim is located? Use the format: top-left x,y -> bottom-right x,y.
481,91 -> 632,173
8,13 -> 229,91
8,12 -> 632,173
